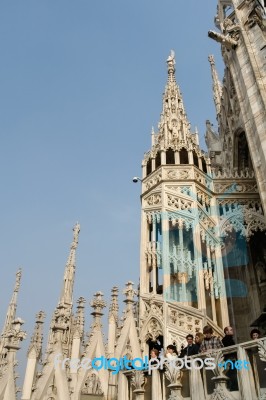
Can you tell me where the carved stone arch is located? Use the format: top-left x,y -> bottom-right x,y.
140,316 -> 163,343
166,147 -> 175,164
202,156 -> 208,173
244,210 -> 266,239
192,150 -> 199,168
146,158 -> 152,176
179,147 -> 189,164
155,151 -> 161,169
220,212 -> 246,238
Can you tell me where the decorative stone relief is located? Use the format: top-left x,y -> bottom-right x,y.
245,0 -> 266,30
167,195 -> 193,213
145,194 -> 162,207
168,307 -> 202,333
144,318 -> 163,342
141,299 -> 163,322
131,370 -> 146,392
81,372 -> 104,395
209,351 -> 235,400
198,209 -> 216,231
167,169 -> 191,180
146,211 -> 161,224
145,171 -> 162,190
219,202 -> 266,238
214,182 -> 258,194
166,186 -> 192,197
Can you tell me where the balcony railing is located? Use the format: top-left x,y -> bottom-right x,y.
124,338 -> 266,400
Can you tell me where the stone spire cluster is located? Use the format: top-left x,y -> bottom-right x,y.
0,269 -> 26,400
150,50 -> 199,152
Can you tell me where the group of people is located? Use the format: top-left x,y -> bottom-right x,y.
150,325 -> 263,360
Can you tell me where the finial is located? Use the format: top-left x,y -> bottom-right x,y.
123,281 -> 137,313
28,311 -> 45,357
15,268 -> 22,292
166,50 -> 176,79
90,292 -> 106,331
72,222 -> 80,249
109,287 -> 119,320
208,55 -> 215,65
74,297 -> 86,338
5,318 -> 27,350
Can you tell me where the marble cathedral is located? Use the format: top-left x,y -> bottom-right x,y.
1,0 -> 266,399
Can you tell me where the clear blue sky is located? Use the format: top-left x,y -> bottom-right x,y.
0,0 -> 223,373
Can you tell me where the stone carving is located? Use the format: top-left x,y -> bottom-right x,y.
145,171 -> 162,190
142,298 -> 163,320
214,182 -> 258,193
209,351 -> 235,400
208,30 -> 238,49
167,169 -> 191,180
131,370 -> 146,391
145,194 -> 161,206
258,338 -> 266,364
146,211 -> 161,224
145,318 -> 163,341
168,307 -> 202,333
166,185 -> 191,197
81,372 -> 103,395
167,195 -> 193,213
245,0 -> 266,30
5,318 -> 27,349
164,362 -> 183,400
255,261 -> 266,283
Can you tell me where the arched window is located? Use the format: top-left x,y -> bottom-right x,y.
146,158 -> 152,176
180,148 -> 189,164
193,151 -> 199,168
237,131 -> 249,172
155,152 -> 161,169
202,158 -> 207,173
166,148 -> 175,164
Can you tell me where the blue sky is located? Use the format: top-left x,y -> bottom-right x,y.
0,0 -> 223,373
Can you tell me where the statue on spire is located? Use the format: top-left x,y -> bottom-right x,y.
166,50 -> 176,79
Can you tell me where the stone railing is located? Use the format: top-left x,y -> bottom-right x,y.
120,338 -> 266,399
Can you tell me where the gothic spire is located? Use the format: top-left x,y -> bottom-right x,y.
0,268 -> 22,354
156,50 -> 192,149
59,222 -> 80,306
109,286 -> 119,322
208,55 -> 222,117
27,311 -> 45,359
73,297 -> 86,338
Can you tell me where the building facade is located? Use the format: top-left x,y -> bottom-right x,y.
1,0 -> 266,399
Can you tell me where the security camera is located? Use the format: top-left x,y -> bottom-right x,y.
132,177 -> 141,183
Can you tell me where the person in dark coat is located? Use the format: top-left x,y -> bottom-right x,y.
179,334 -> 199,358
222,326 -> 238,392
222,326 -> 235,347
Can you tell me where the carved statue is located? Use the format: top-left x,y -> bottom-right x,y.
255,261 -> 266,283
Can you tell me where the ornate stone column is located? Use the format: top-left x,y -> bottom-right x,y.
209,351 -> 235,400
164,363 -> 183,400
131,370 -> 146,400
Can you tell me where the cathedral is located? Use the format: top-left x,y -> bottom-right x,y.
1,0 -> 266,399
